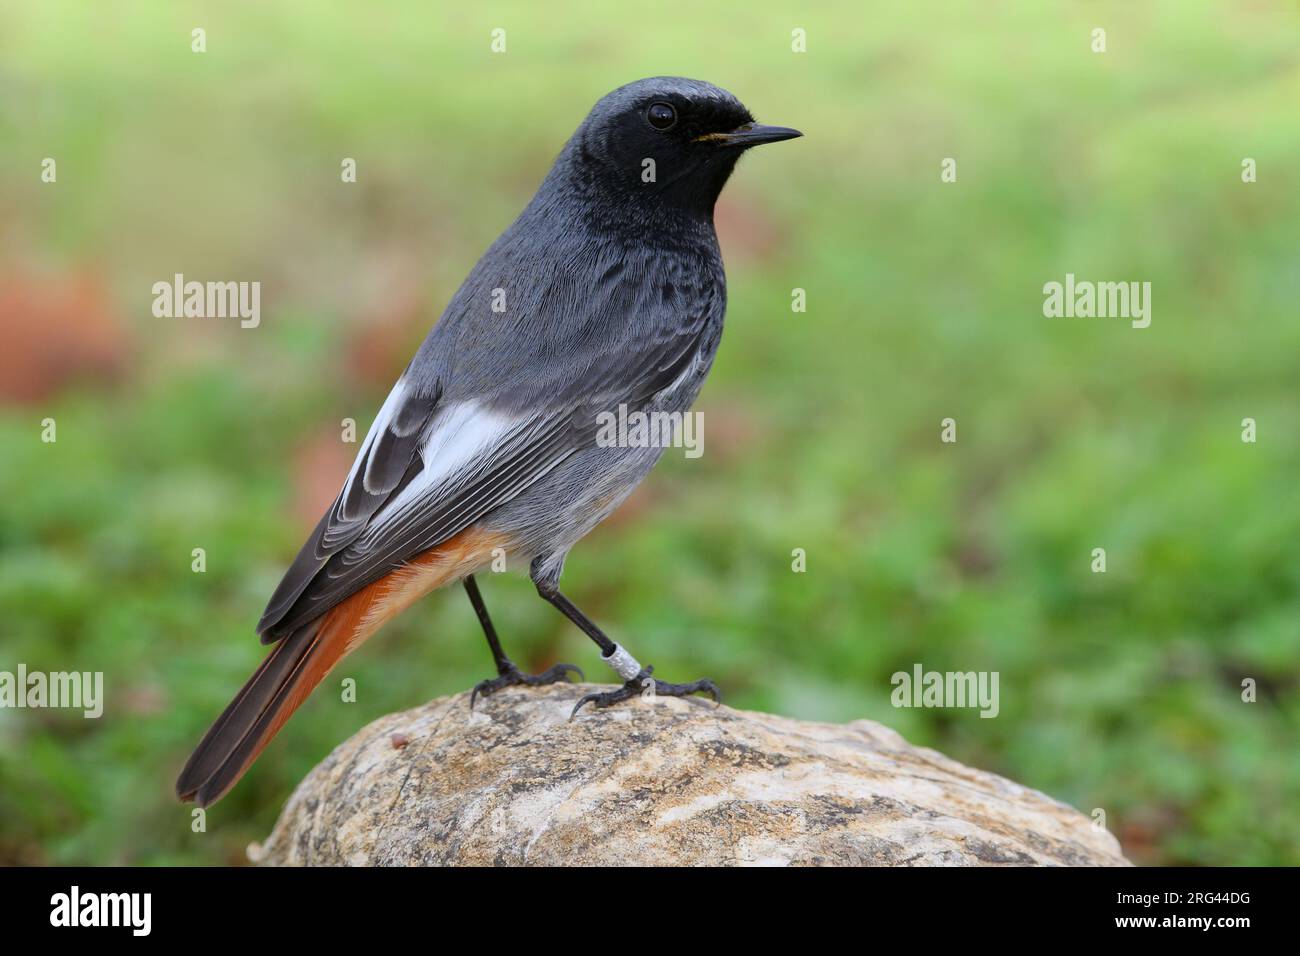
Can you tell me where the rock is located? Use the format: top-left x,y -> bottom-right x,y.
253,684 -> 1130,866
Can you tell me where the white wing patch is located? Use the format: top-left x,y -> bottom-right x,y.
356,400 -> 521,547
419,401 -> 518,484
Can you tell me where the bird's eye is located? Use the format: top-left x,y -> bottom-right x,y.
646,103 -> 677,130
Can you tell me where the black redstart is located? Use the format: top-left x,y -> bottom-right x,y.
176,76 -> 801,806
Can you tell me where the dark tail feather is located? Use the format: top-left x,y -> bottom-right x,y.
176,530 -> 492,806
176,620 -> 330,807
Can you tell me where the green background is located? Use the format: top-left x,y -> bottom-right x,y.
1,0 -> 1297,865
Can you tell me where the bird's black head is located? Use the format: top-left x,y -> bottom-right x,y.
557,77 -> 801,225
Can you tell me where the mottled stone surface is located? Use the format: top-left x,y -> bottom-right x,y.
253,684 -> 1130,866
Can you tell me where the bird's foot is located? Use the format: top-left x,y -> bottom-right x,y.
569,665 -> 721,719
471,661 -> 583,710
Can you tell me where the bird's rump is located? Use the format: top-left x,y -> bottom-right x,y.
178,524 -> 511,807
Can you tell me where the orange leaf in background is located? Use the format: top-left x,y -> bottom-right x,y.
0,268 -> 130,404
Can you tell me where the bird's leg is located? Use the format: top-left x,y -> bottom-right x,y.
466,574 -> 582,709
528,561 -> 720,719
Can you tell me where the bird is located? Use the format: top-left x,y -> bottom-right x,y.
175,76 -> 801,808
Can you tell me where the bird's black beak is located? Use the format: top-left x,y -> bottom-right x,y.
696,123 -> 803,148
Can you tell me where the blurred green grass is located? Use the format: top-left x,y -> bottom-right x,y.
1,0 -> 1298,865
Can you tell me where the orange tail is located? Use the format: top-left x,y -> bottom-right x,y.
176,527 -> 508,807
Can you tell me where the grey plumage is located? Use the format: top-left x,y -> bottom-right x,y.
180,76 -> 799,806
260,76 -> 770,638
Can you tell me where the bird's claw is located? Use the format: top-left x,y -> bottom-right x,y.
471,661 -> 583,710
569,665 -> 721,720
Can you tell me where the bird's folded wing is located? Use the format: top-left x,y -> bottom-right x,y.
256,326 -> 705,642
